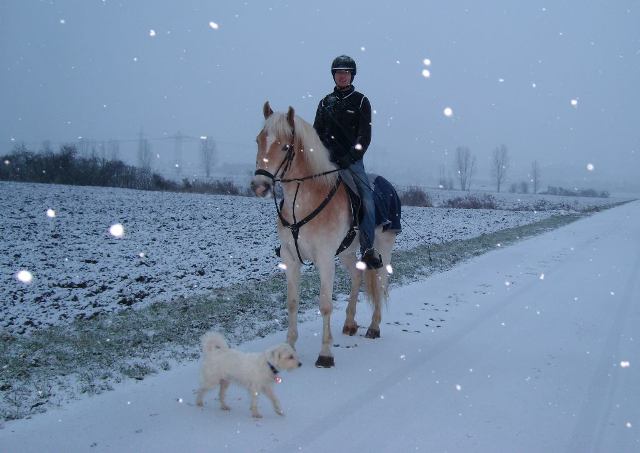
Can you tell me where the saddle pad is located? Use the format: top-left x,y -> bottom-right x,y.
339,170 -> 402,233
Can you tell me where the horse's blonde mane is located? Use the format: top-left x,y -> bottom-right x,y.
264,111 -> 337,186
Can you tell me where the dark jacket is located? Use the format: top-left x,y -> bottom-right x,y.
313,86 -> 372,165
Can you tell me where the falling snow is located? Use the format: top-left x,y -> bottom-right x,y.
109,223 -> 125,238
15,269 -> 33,284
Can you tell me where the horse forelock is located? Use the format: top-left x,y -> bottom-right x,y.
263,112 -> 337,186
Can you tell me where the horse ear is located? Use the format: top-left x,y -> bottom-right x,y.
263,101 -> 273,119
286,106 -> 295,129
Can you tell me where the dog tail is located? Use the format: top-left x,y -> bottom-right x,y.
201,331 -> 229,354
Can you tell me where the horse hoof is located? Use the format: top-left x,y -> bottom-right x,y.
315,355 -> 335,368
342,325 -> 358,336
365,328 -> 380,339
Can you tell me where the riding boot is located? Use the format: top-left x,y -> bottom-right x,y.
362,248 -> 383,269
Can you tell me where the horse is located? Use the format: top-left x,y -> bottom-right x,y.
251,101 -> 399,368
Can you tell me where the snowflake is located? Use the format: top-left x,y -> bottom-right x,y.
109,223 -> 125,238
443,107 -> 453,117
16,270 -> 33,284
208,21 -> 220,30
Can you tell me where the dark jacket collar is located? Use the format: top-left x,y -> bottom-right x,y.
333,85 -> 355,99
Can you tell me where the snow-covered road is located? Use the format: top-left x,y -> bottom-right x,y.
2,201 -> 639,452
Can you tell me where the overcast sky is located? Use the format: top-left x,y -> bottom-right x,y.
1,0 -> 639,191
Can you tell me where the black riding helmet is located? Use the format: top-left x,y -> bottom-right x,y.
331,55 -> 357,80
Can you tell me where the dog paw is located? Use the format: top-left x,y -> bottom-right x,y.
276,409 -> 285,416
220,404 -> 231,411
252,412 -> 263,419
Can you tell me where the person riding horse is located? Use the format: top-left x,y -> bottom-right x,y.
313,55 -> 383,270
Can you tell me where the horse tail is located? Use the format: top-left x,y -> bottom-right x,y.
200,331 -> 229,355
364,268 -> 387,307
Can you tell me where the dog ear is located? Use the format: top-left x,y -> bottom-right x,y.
267,348 -> 280,363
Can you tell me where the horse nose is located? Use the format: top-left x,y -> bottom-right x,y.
251,178 -> 271,197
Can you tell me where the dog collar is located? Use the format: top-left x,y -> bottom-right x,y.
267,362 -> 282,384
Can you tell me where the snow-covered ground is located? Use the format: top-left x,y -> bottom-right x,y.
2,197 -> 638,452
4,181 -> 624,336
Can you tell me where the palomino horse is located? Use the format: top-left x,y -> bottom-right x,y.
251,102 -> 399,368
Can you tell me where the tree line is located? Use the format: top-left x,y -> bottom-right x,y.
439,145 -> 605,198
439,144 -> 541,194
0,143 -> 248,196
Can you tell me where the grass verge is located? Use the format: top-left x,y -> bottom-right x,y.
0,212 -> 584,421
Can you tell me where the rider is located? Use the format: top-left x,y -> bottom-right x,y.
313,55 -> 383,269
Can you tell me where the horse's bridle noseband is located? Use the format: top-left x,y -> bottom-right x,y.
254,125 -> 345,265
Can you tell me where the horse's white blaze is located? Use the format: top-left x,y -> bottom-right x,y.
265,134 -> 276,157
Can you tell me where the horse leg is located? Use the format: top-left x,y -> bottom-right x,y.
364,230 -> 396,339
339,249 -> 361,336
364,268 -> 382,339
315,258 -> 336,368
285,260 -> 301,348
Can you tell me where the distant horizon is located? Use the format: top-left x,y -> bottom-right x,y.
2,1 -> 639,193
4,138 -> 637,196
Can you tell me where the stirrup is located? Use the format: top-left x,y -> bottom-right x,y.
361,248 -> 383,270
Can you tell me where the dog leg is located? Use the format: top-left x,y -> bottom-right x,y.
196,387 -> 208,407
263,385 -> 284,416
218,379 -> 231,411
249,388 -> 262,418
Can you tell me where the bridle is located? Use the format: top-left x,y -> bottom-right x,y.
254,125 -> 344,265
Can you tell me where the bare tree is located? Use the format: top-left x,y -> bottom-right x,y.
107,140 -> 120,161
172,131 -> 183,177
438,164 -> 454,190
454,146 -> 476,191
200,136 -> 217,179
491,144 -> 509,193
530,160 -> 541,194
137,131 -> 152,170
41,140 -> 53,153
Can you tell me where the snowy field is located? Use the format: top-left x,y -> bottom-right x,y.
2,196 -> 638,452
3,181 -> 625,336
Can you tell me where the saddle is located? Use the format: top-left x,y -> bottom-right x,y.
274,171 -> 401,261
340,170 -> 402,234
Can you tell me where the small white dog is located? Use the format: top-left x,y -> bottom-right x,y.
196,331 -> 302,418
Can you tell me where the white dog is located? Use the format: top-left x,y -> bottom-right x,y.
196,331 -> 302,418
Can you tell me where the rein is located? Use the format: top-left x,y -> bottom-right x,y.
254,126 -> 343,265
